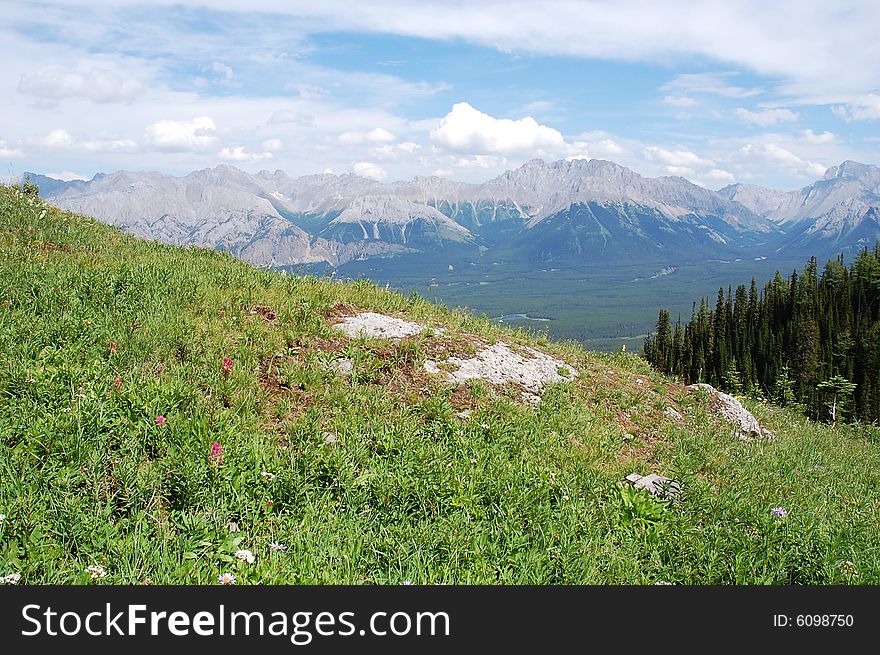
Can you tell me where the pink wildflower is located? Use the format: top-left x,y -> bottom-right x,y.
155,415 -> 166,426
209,442 -> 224,464
222,357 -> 234,375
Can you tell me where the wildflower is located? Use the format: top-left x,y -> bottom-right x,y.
234,549 -> 255,564
61,407 -> 72,413
265,500 -> 273,508
108,342 -> 118,354
260,472 -> 276,481
86,564 -> 108,579
155,415 -> 166,426
480,423 -> 490,430
222,357 -> 234,375
26,378 -> 35,384
770,507 -> 788,518
218,573 -> 236,585
838,561 -> 859,578
400,580 -> 414,585
269,542 -> 287,552
654,581 -> 673,585
0,573 -> 22,585
113,375 -> 122,390
0,514 -> 5,524
209,442 -> 224,464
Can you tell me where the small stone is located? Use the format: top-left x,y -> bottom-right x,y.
622,432 -> 635,441
424,360 -> 441,374
664,407 -> 684,422
456,409 -> 471,419
625,472 -> 681,499
323,432 -> 338,445
331,358 -> 354,376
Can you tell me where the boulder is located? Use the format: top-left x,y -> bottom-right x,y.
688,383 -> 771,440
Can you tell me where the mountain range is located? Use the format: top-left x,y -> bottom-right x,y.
27,158 -> 880,271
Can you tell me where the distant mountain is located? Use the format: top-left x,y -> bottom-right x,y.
28,158 -> 879,270
719,160 -> 880,253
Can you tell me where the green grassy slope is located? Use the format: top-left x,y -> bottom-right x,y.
1,184 -> 879,584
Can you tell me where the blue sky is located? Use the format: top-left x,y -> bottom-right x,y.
1,1 -> 878,189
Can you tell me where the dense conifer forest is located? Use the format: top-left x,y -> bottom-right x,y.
644,246 -> 880,423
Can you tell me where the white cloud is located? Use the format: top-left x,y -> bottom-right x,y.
833,94 -> 880,121
662,72 -> 763,99
366,127 -> 396,142
218,146 -> 273,161
351,161 -> 387,180
740,143 -> 826,178
145,116 -> 217,152
18,66 -> 143,104
644,146 -> 714,173
38,128 -> 137,153
339,127 -> 397,144
566,137 -> 624,161
430,102 -> 566,155
663,95 -> 698,107
801,129 -> 835,144
261,138 -> 283,152
44,171 -> 89,181
735,107 -> 799,126
704,168 -> 736,184
267,110 -> 315,126
43,129 -> 74,148
211,61 -> 236,86
0,139 -> 23,159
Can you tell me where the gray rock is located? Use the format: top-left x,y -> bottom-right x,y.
625,472 -> 681,499
664,406 -> 684,422
331,358 -> 354,375
688,383 -> 768,440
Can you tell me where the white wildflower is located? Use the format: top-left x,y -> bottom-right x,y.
269,542 -> 287,552
1,573 -> 22,585
86,564 -> 107,579
234,549 -> 255,564
260,472 -> 276,481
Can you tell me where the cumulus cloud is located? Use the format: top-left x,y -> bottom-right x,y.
261,138 -> 283,152
145,116 -> 216,152
566,136 -> 624,161
644,146 -> 714,174
17,66 -> 143,104
339,128 -> 397,144
740,143 -> 826,178
351,161 -> 387,180
735,107 -> 799,126
366,127 -> 396,142
218,146 -> 273,161
38,128 -> 137,152
430,102 -> 566,156
801,129 -> 835,144
704,168 -> 736,185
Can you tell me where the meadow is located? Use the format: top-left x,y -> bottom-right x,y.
1,183 -> 879,585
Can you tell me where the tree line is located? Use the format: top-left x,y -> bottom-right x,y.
644,246 -> 880,423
